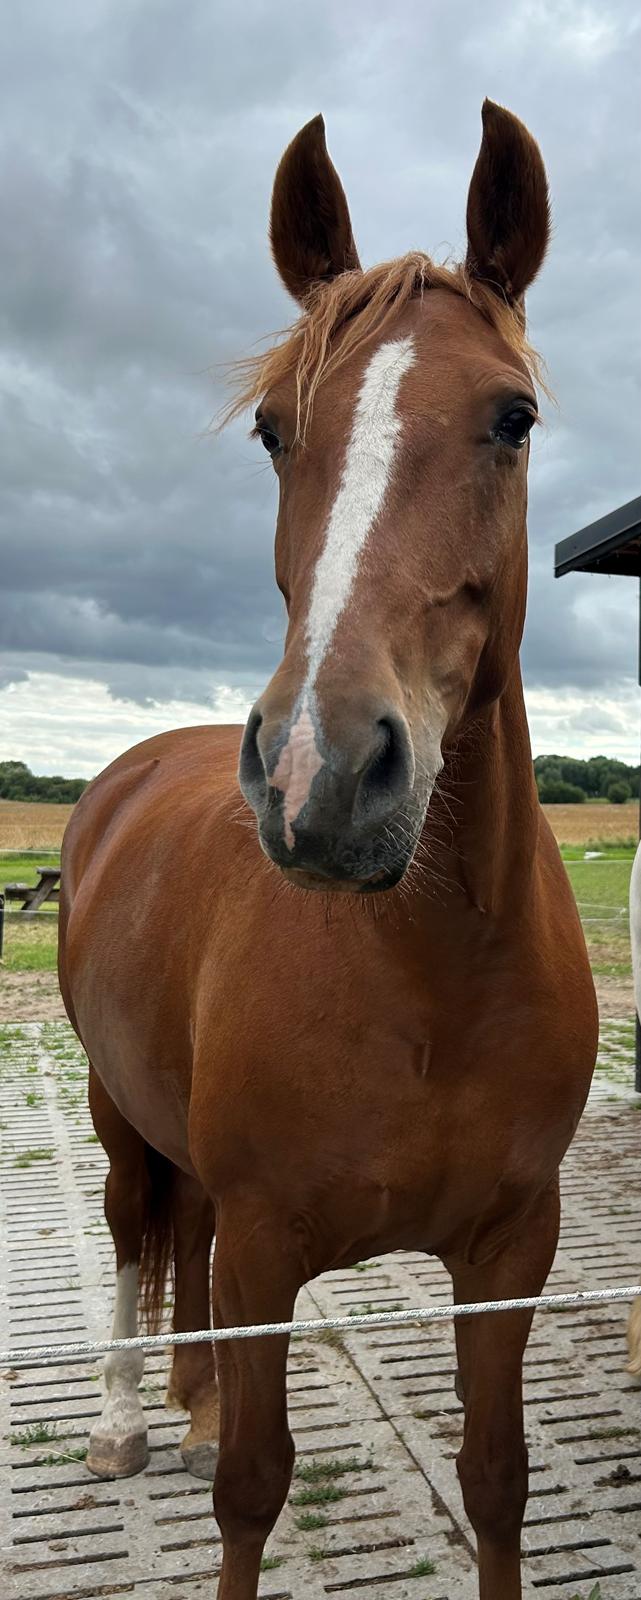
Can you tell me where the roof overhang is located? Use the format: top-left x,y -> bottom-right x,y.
554,495 -> 641,578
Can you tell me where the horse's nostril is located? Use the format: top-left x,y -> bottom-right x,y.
239,708 -> 267,811
354,714 -> 414,827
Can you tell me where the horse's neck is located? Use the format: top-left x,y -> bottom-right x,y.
427,666 -> 540,919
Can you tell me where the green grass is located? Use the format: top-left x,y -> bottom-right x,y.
13,1147 -> 54,1168
11,1421 -> 61,1447
564,856 -> 632,910
0,1024 -> 27,1046
259,1555 -> 283,1571
295,1510 -> 328,1531
0,849 -> 60,882
294,1455 -> 372,1482
291,1482 -> 344,1507
560,841 -> 636,861
36,1445 -> 88,1466
0,848 -> 60,969
564,855 -> 632,980
1,917 -> 58,971
291,1455 -> 374,1508
408,1557 -> 437,1577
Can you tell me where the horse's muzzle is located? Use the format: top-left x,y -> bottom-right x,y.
238,701 -> 421,891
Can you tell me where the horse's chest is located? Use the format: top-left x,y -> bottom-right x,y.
203,1008 -> 528,1219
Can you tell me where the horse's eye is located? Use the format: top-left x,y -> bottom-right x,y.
258,427 -> 282,456
253,410 -> 282,457
494,406 -> 537,450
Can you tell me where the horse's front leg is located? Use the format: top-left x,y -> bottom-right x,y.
210,1191 -> 304,1600
448,1178 -> 560,1600
166,1171 -> 218,1478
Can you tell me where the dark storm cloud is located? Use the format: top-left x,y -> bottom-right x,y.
1,1 -> 639,710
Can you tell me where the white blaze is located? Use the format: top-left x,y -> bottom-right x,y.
269,335 -> 415,846
305,334 -> 416,687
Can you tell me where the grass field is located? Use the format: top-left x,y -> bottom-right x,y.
0,843 -> 635,980
0,851 -> 60,885
1,846 -> 62,972
565,855 -> 632,979
1,919 -> 58,972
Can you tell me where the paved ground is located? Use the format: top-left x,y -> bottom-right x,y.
1,1020 -> 640,1600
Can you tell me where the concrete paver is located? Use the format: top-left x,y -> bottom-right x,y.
1,1021 -> 640,1600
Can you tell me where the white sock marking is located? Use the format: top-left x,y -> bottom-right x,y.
88,1262 -> 148,1470
100,1264 -> 144,1417
270,336 -> 416,844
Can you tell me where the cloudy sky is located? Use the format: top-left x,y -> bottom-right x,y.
1,0 -> 639,777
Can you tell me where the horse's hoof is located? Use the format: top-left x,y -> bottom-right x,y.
181,1438 -> 218,1480
86,1425 -> 149,1479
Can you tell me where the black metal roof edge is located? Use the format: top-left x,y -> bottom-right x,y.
554,494 -> 641,578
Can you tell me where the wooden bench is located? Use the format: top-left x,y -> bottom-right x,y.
4,866 -> 61,913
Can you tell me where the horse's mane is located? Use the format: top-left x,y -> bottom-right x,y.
222,252 -> 548,441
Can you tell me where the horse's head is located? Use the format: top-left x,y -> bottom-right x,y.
237,102 -> 550,892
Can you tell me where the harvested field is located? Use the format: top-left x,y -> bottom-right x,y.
0,798 -> 74,849
1,797 -> 636,850
542,799 -> 637,844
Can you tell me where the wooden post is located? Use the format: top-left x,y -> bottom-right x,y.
0,892 -> 4,962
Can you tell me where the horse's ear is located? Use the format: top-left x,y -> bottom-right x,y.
270,115 -> 361,304
465,100 -> 550,303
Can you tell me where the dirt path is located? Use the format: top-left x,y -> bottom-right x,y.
0,969 -> 66,1022
596,972 -> 635,1017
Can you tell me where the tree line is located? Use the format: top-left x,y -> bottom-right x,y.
534,754 -> 639,805
1,755 -> 638,808
0,760 -> 87,804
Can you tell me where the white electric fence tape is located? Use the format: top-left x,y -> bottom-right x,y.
2,1283 -> 640,1370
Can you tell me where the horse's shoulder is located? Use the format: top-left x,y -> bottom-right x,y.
61,726 -> 242,896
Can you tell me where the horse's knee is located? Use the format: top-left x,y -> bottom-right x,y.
457,1437 -> 528,1544
214,1432 -> 295,1545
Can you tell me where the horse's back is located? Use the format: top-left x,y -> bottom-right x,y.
62,725 -> 242,895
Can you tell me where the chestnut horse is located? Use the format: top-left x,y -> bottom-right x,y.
59,102 -> 598,1600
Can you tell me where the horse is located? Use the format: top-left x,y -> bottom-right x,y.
627,841 -> 641,1374
58,101 -> 598,1600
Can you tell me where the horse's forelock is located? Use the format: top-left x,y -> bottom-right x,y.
220,252 -> 548,442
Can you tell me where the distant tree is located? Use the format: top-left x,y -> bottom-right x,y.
538,779 -> 585,805
607,780 -> 631,805
533,754 -> 639,801
0,760 -> 87,803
